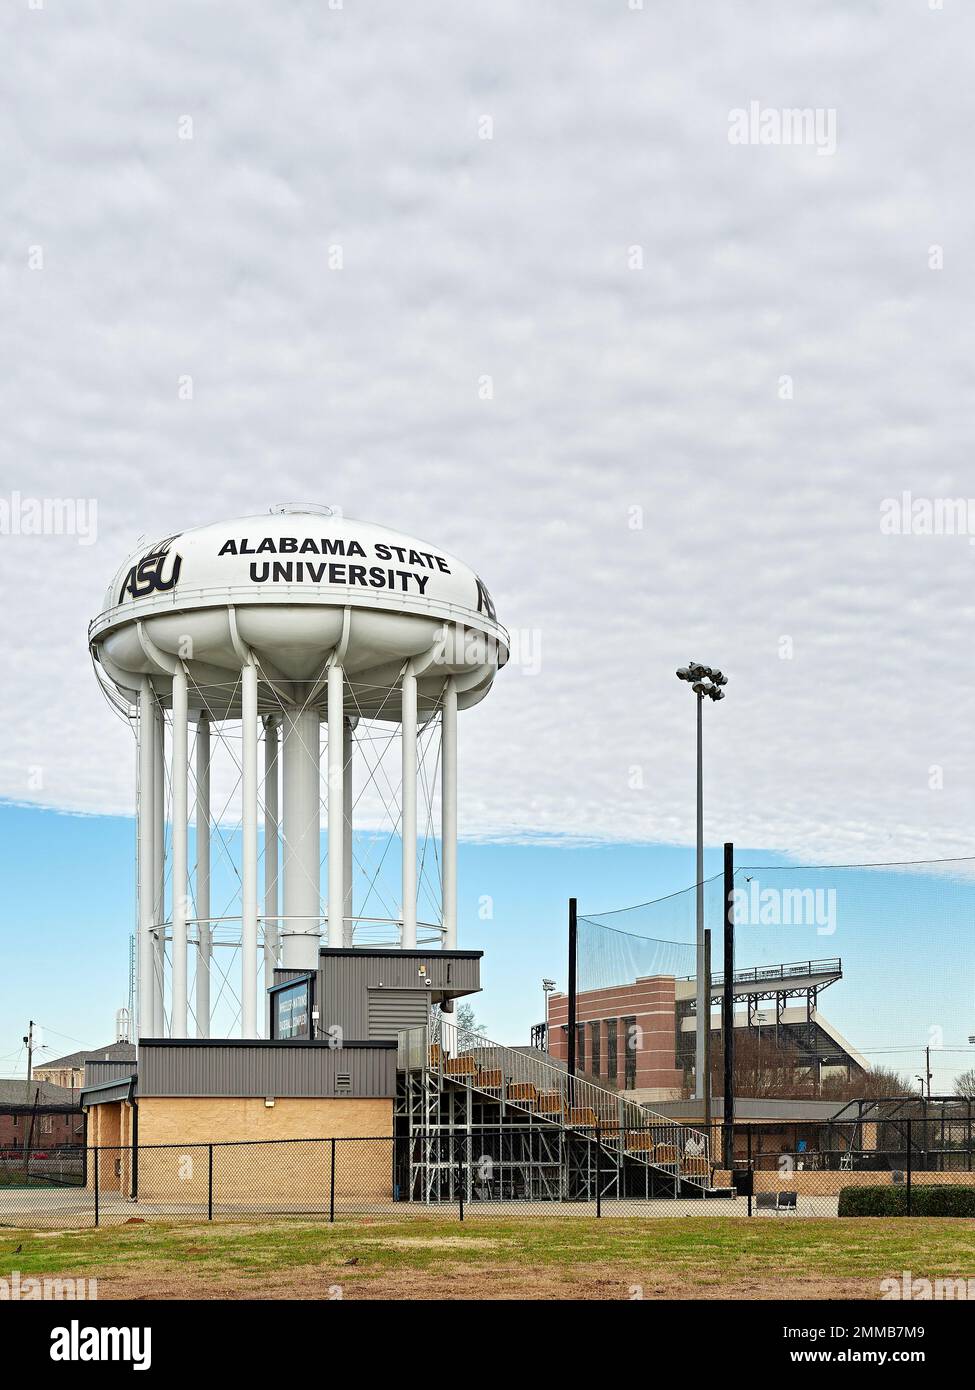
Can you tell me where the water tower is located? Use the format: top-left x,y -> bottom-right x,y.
89,506 -> 507,1040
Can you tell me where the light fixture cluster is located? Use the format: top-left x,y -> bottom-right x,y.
676,662 -> 729,701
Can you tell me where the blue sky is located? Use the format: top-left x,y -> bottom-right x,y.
2,802 -> 971,1093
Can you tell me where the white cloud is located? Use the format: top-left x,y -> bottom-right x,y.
2,0 -> 974,862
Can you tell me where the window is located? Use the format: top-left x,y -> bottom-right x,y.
622,1015 -> 637,1089
41,1116 -> 53,1136
589,1021 -> 601,1077
605,1018 -> 618,1085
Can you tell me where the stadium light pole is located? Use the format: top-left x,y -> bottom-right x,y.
675,662 -> 728,1101
542,978 -> 556,1051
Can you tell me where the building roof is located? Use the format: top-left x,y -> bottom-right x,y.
0,1077 -> 82,1108
33,1041 -> 136,1073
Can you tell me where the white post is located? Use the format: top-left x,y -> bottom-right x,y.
441,679 -> 458,951
241,661 -> 259,1037
401,668 -> 418,949
281,706 -> 321,969
137,680 -> 155,1038
327,663 -> 345,949
343,717 -> 354,946
195,712 -> 211,1038
263,716 -> 280,993
170,666 -> 188,1036
151,697 -> 165,1035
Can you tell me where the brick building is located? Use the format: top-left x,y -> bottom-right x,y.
546,975 -> 684,1100
0,1079 -> 85,1150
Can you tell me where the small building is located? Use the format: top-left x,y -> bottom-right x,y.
81,946 -> 481,1199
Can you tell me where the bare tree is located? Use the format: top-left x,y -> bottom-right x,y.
954,1068 -> 975,1099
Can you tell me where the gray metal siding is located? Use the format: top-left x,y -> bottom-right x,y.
139,1044 -> 396,1099
85,1060 -> 138,1087
317,952 -> 481,1039
367,990 -> 432,1040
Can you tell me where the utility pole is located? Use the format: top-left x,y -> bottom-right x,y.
23,1020 -> 34,1102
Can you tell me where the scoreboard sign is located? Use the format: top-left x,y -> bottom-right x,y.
272,977 -> 312,1040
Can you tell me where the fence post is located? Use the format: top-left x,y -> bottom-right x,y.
329,1139 -> 336,1223
595,1125 -> 602,1218
94,1146 -> 99,1228
747,1125 -> 753,1218
906,1118 -> 912,1216
457,1135 -> 465,1222
207,1144 -> 213,1221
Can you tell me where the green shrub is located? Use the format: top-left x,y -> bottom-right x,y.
838,1184 -> 975,1217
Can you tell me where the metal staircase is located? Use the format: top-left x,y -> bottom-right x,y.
397,1021 -> 724,1204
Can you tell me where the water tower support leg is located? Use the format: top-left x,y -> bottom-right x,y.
441,679 -> 458,952
171,666 -> 189,1036
263,716 -> 279,996
241,661 -> 259,1037
137,681 -> 156,1038
195,713 -> 211,1038
281,707 -> 321,970
342,717 -> 354,945
401,669 -> 418,949
327,663 -> 344,949
151,698 -> 165,1035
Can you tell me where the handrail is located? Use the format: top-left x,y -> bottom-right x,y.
680,957 -> 841,985
410,1019 -> 712,1170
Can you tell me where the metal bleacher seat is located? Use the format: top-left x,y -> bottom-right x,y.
536,1091 -> 565,1118
625,1131 -> 655,1155
428,1043 -> 443,1070
506,1082 -> 538,1109
569,1106 -> 599,1129
479,1068 -> 504,1091
655,1144 -> 679,1168
444,1055 -> 478,1079
681,1155 -> 711,1179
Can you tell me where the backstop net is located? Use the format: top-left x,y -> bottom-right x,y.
575,855 -> 975,1103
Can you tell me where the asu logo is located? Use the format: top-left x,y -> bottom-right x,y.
475,576 -> 497,623
119,536 -> 183,602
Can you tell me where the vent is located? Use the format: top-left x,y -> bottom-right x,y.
336,1073 -> 352,1090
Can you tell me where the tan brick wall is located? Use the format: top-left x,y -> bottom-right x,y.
86,1101 -> 132,1193
752,1169 -> 975,1195
134,1097 -> 395,1204
138,1096 -> 393,1145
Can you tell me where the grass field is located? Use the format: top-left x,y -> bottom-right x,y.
2,1216 -> 974,1300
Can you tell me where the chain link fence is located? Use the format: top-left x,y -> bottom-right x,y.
727,1115 -> 975,1216
3,1116 -> 973,1228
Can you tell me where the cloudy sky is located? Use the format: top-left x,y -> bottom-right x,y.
2,2 -> 974,1061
